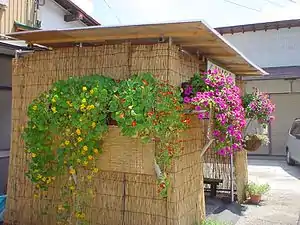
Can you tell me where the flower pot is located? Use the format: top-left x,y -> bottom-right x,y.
250,194 -> 261,204
244,135 -> 262,152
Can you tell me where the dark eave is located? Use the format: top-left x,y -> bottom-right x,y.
243,66 -> 300,81
53,0 -> 100,26
215,19 -> 300,35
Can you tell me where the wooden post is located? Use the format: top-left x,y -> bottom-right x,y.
234,76 -> 248,203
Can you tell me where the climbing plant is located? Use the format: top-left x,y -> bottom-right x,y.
23,73 -> 188,224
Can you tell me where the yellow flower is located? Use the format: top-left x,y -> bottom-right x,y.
64,140 -> 70,146
83,161 -> 88,166
87,105 -> 95,110
76,129 -> 81,135
42,177 -> 46,182
91,122 -> 96,128
37,174 -> 42,179
87,175 -> 92,180
31,153 -> 36,158
77,137 -> 82,142
34,194 -> 39,198
81,98 -> 87,103
46,178 -> 52,184
81,151 -> 86,155
76,159 -> 81,163
80,104 -> 86,111
32,105 -> 38,111
66,101 -> 73,107
82,86 -> 87,91
90,89 -> 94,95
57,205 -> 64,211
69,168 -> 76,175
69,186 -> 75,191
36,184 -> 40,188
32,125 -> 36,129
51,107 -> 57,113
82,146 -> 88,151
75,212 -> 85,219
51,98 -> 56,103
92,167 -> 99,173
93,148 -> 99,154
88,155 -> 93,160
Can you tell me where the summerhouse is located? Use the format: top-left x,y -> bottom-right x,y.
5,21 -> 266,225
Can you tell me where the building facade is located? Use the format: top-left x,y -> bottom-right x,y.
216,19 -> 300,156
0,0 -> 99,34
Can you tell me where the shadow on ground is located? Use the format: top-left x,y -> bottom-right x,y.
205,194 -> 245,224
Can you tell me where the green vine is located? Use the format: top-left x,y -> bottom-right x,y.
23,73 -> 188,224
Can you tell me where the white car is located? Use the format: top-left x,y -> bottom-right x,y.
286,118 -> 300,165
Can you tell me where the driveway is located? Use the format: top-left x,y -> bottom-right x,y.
236,158 -> 300,225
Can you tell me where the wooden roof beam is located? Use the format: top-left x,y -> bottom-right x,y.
205,54 -> 236,58
30,30 -> 207,44
235,71 -> 258,75
180,40 -> 220,47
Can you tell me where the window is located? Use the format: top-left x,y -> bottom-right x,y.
290,120 -> 300,138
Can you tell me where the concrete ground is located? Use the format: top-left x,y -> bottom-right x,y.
236,157 -> 300,225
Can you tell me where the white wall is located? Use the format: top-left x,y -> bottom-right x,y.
39,0 -> 86,29
223,27 -> 300,68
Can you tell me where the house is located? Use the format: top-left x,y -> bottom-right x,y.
215,19 -> 300,156
0,0 -> 99,34
0,0 -> 100,195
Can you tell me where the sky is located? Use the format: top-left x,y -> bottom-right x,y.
72,0 -> 300,27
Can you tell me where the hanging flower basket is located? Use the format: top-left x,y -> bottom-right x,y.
244,135 -> 262,152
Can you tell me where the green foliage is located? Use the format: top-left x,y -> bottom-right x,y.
194,219 -> 232,225
23,73 -> 188,224
190,73 -> 211,94
110,73 -> 188,195
246,182 -> 270,196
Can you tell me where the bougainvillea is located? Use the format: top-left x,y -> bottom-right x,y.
23,73 -> 188,224
183,70 -> 246,155
242,88 -> 275,124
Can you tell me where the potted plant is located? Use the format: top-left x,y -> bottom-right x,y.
243,133 -> 270,152
246,181 -> 270,204
242,88 -> 275,152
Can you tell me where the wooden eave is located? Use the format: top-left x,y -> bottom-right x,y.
7,21 -> 267,76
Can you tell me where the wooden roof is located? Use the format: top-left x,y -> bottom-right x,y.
7,21 -> 267,76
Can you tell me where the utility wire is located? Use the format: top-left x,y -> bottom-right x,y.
102,0 -> 122,24
224,0 -> 262,12
263,0 -> 284,7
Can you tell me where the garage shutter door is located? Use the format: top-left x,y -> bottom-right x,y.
270,93 -> 300,155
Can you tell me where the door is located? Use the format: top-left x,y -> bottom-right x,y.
270,93 -> 300,156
